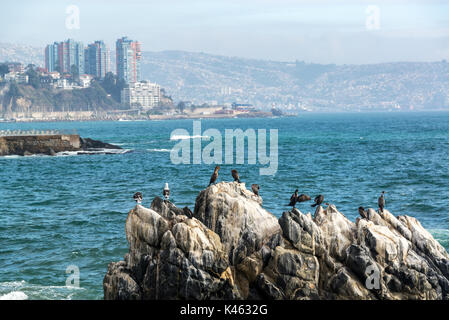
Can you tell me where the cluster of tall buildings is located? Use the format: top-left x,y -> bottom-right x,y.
44,37 -> 161,109
44,37 -> 141,83
45,39 -> 87,76
115,37 -> 141,84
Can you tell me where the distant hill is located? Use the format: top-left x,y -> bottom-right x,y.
2,43 -> 449,112
0,43 -> 43,67
141,50 -> 449,111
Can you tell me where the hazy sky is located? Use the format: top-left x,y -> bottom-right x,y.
1,0 -> 449,64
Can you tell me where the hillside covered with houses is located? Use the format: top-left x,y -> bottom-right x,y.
0,61 -> 174,119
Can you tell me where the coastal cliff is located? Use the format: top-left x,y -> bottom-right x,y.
103,182 -> 449,300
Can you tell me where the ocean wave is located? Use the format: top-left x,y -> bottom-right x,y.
56,149 -> 132,156
170,135 -> 209,140
0,149 -> 132,159
0,291 -> 28,300
147,148 -> 171,152
0,154 -> 49,159
0,280 -> 85,300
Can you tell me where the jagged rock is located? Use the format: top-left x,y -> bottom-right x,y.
104,203 -> 239,300
104,182 -> 449,300
194,182 -> 280,265
103,260 -> 141,300
193,182 -> 281,297
79,137 -> 121,150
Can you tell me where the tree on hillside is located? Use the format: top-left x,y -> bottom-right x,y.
177,101 -> 186,113
26,66 -> 40,89
100,72 -> 126,102
0,64 -> 9,77
26,64 -> 35,72
6,82 -> 22,107
70,64 -> 79,81
8,83 -> 21,97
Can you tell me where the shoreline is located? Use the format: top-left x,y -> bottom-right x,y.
1,109 -> 449,123
0,112 -> 289,123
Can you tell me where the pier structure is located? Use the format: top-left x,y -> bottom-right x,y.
0,130 -> 81,156
0,129 -> 77,137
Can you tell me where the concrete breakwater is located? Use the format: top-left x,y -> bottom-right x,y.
0,132 -> 121,156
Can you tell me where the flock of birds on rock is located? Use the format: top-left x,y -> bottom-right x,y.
133,167 -> 387,218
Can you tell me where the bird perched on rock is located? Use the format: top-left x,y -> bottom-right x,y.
288,189 -> 299,207
133,192 -> 143,204
163,183 -> 170,201
378,191 -> 386,212
251,184 -> 260,196
231,169 -> 241,183
208,166 -> 220,186
358,206 -> 368,219
311,194 -> 324,207
288,190 -> 311,208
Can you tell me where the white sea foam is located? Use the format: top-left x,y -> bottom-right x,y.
147,148 -> 171,152
1,149 -> 131,159
0,154 -> 49,159
0,291 -> 28,300
56,149 -> 132,156
170,135 -> 209,140
0,280 -> 85,300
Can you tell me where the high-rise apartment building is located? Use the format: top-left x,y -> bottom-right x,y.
44,42 -> 59,73
85,41 -> 110,79
44,39 -> 84,75
116,37 -> 141,84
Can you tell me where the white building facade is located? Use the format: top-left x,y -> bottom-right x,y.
121,81 -> 161,109
4,72 -> 28,84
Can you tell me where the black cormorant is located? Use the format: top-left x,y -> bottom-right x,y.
231,169 -> 241,183
209,166 -> 220,186
311,195 -> 324,207
251,184 -> 260,196
358,206 -> 368,219
288,189 -> 299,207
378,191 -> 386,212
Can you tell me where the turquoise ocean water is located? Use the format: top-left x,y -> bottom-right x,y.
0,112 -> 449,299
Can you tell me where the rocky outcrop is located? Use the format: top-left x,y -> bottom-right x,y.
104,182 -> 449,300
0,134 -> 121,156
0,134 -> 81,156
104,197 -> 238,300
79,137 -> 121,151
